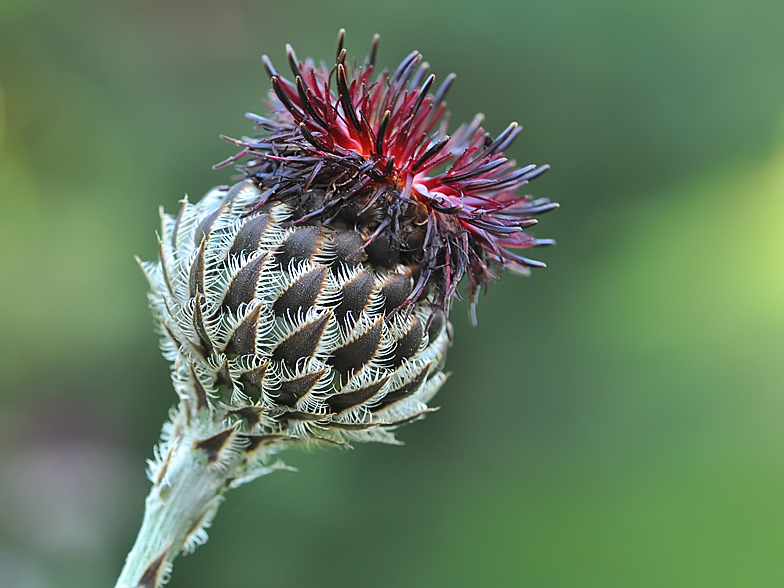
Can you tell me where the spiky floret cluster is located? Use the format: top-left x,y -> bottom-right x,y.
218,30 -> 557,318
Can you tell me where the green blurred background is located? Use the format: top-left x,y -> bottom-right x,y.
1,0 -> 783,586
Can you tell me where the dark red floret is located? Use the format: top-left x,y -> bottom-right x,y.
216,31 -> 557,318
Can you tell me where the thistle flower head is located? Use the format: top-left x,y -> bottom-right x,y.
140,31 -> 556,474
122,32 -> 558,588
218,30 -> 556,319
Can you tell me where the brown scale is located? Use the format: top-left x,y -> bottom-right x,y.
330,230 -> 366,266
379,274 -> 412,315
156,237 -> 175,296
224,305 -> 262,356
326,376 -> 390,413
388,317 -> 424,368
169,199 -> 188,250
138,552 -> 168,588
274,370 -> 326,408
193,203 -> 226,247
222,253 -> 268,312
332,270 -> 375,325
222,179 -> 258,205
289,188 -> 328,221
189,240 -> 213,355
212,359 -> 235,406
384,408 -> 437,428
213,359 -> 233,388
229,214 -> 271,257
333,195 -> 378,229
188,240 -> 207,299
328,317 -> 384,375
272,266 -> 328,318
372,363 -> 430,412
243,434 -> 290,453
227,406 -> 265,431
275,410 -> 328,425
276,226 -> 324,268
160,320 -> 181,351
238,362 -> 268,399
191,297 -> 213,356
364,229 -> 400,268
189,365 -> 209,410
272,312 -> 331,369
194,428 -> 235,464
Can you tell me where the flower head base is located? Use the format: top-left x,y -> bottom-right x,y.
218,30 -> 557,319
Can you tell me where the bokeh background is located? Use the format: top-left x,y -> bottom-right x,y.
1,0 -> 783,586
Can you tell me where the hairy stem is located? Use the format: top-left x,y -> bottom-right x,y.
114,419 -> 241,588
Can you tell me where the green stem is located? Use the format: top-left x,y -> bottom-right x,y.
114,426 -> 238,588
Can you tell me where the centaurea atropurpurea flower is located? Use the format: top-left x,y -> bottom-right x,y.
115,30 -> 557,588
